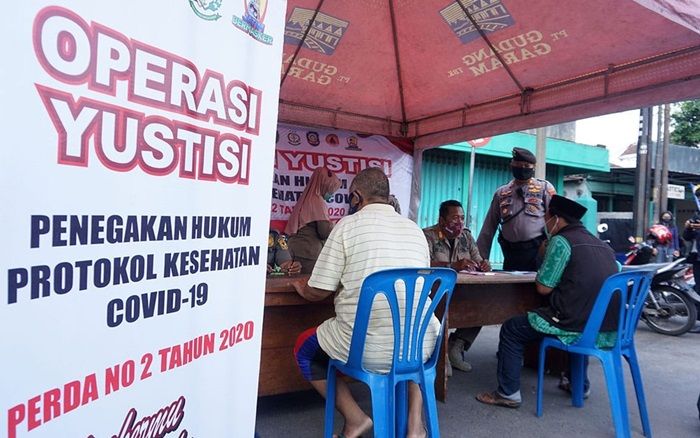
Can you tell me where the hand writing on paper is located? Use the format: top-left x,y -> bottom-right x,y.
478,259 -> 492,272
279,260 -> 302,275
453,258 -> 478,272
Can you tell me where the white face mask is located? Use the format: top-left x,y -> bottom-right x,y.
544,216 -> 559,239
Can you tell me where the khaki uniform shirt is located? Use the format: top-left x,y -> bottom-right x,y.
423,224 -> 483,265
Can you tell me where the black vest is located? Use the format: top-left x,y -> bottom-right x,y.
535,223 -> 619,332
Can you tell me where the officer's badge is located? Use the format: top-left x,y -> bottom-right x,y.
346,136 -> 361,151
499,198 -> 513,207
287,132 -> 301,145
326,134 -> 339,146
277,234 -> 289,250
268,233 -> 275,248
306,131 -> 320,146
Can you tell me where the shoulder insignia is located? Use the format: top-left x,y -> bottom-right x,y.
277,234 -> 289,250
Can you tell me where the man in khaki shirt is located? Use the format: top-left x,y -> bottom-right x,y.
424,200 -> 490,373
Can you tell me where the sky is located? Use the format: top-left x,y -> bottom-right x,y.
575,110 -> 641,158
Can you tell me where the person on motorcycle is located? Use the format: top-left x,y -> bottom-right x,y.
626,226 -> 669,266
658,211 -> 680,262
683,186 -> 700,294
641,224 -> 673,264
686,220 -> 700,291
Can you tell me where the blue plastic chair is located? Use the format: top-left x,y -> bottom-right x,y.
323,268 -> 457,438
536,270 -> 654,438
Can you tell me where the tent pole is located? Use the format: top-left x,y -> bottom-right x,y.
388,0 -> 408,134
466,146 -> 476,230
652,105 -> 663,223
660,104 -> 671,213
535,127 -> 546,180
633,108 -> 650,239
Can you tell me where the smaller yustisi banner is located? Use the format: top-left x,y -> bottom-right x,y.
0,1 -> 285,437
270,123 -> 414,231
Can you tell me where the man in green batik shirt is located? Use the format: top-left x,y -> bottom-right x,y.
476,195 -> 619,408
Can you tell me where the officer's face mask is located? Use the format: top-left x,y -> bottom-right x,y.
543,215 -> 559,240
443,218 -> 464,238
511,166 -> 535,181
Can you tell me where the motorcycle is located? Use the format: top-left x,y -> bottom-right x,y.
622,240 -> 700,336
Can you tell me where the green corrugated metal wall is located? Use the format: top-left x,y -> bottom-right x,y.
418,149 -> 465,228
419,149 -> 564,267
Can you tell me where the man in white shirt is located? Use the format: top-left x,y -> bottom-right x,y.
293,167 -> 436,438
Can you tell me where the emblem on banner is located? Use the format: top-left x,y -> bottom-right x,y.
277,234 -> 289,250
325,134 -> 339,146
440,0 -> 514,44
189,0 -> 223,21
232,0 -> 273,45
306,131 -> 320,146
287,132 -> 301,145
284,8 -> 349,55
346,136 -> 361,151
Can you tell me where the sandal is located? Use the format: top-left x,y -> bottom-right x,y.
475,391 -> 521,408
558,376 -> 590,399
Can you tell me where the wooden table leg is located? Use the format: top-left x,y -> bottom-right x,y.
435,315 -> 449,402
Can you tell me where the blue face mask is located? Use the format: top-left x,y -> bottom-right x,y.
348,192 -> 361,215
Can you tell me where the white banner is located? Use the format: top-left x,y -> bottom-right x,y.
0,2 -> 285,437
271,123 -> 414,230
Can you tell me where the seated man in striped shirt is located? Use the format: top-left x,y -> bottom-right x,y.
292,167 -> 437,438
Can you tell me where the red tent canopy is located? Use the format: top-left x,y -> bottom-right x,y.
278,0 -> 700,149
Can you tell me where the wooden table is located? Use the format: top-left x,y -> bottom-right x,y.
259,272 -> 542,400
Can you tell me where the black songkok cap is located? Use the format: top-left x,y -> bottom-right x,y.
512,147 -> 536,164
549,195 -> 587,221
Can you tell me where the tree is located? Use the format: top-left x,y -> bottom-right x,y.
670,100 -> 700,147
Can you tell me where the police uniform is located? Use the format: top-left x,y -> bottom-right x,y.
423,223 -> 483,371
267,229 -> 292,268
423,224 -> 483,266
476,148 -> 556,271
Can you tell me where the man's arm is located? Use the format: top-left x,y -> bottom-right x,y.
535,235 -> 571,296
292,278 -> 334,302
536,282 -> 554,296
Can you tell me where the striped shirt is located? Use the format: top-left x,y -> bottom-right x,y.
309,203 -> 439,373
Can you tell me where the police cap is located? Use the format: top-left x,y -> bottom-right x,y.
549,195 -> 587,222
512,147 -> 536,164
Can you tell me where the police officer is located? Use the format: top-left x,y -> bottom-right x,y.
267,229 -> 302,275
477,147 -> 556,271
424,200 -> 490,373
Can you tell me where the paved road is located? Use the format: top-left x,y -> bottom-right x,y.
256,323 -> 700,437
